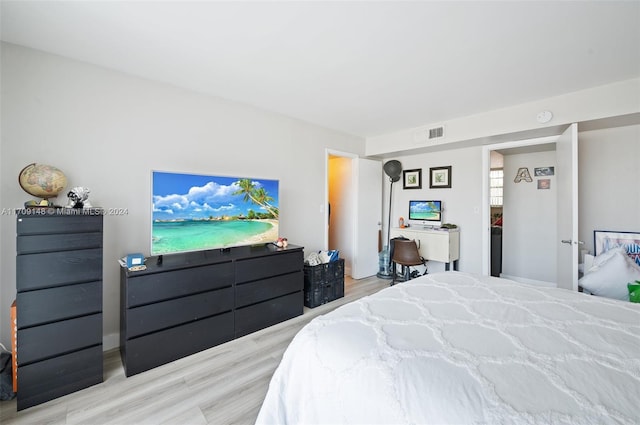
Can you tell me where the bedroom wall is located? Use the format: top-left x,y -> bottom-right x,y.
502,150 -> 557,285
388,146 -> 485,274
578,124 -> 640,255
0,43 -> 366,350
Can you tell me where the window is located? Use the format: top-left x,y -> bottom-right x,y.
490,169 -> 503,207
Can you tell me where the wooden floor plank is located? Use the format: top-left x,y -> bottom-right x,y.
0,275 -> 389,424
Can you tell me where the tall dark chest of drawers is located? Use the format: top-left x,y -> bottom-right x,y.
15,210 -> 103,410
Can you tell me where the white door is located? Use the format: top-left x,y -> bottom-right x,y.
556,123 -> 579,290
352,158 -> 382,279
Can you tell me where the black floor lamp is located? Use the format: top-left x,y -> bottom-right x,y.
377,160 -> 402,279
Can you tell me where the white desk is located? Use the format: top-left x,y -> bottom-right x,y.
389,227 -> 460,270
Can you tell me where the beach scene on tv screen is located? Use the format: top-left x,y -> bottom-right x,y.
410,201 -> 441,220
152,171 -> 279,255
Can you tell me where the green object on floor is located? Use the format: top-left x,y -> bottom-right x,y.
628,281 -> 640,303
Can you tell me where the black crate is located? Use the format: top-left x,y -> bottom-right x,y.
303,259 -> 344,308
304,263 -> 326,285
304,286 -> 325,309
334,279 -> 345,299
304,259 -> 344,286
327,259 -> 344,281
304,278 -> 343,308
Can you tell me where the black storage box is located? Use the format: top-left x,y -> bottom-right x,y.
303,259 -> 345,308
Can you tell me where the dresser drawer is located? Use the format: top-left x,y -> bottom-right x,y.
17,214 -> 103,235
17,345 -> 103,411
126,262 -> 234,308
17,281 -> 102,328
126,286 -> 233,338
17,248 -> 103,291
235,251 -> 303,283
18,313 -> 102,365
17,232 -> 102,254
235,271 -> 302,308
235,291 -> 303,337
124,311 -> 234,376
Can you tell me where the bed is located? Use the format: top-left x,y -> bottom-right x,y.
256,272 -> 640,425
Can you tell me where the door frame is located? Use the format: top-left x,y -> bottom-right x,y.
555,123 -> 579,291
481,135 -> 560,276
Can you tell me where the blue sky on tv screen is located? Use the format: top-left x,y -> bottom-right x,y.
153,171 -> 279,221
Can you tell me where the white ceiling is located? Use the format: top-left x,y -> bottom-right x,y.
2,1 -> 639,138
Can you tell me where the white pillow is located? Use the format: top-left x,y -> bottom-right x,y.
592,247 -> 628,268
579,248 -> 640,301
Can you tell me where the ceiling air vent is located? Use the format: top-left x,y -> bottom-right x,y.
413,125 -> 445,144
428,126 -> 444,140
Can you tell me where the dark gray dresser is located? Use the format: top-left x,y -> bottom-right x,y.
15,209 -> 103,410
120,244 -> 303,376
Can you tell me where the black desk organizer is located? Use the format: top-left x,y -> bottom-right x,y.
303,259 -> 345,308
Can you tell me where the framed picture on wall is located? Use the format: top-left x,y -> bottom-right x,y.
429,166 -> 452,188
537,179 -> 550,189
594,230 -> 640,266
534,166 -> 555,176
403,169 -> 422,189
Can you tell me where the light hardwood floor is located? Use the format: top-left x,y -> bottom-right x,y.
0,275 -> 389,425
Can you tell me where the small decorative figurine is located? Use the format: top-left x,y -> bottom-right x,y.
66,186 -> 92,208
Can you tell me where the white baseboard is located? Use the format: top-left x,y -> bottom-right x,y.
500,274 -> 557,288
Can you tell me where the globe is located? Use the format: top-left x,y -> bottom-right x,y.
19,163 -> 68,206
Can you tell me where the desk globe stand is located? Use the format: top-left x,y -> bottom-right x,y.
24,198 -> 55,208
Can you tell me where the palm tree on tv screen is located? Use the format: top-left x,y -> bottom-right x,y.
233,179 -> 278,219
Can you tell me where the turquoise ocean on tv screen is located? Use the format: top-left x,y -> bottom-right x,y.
411,212 -> 439,220
152,220 -> 275,254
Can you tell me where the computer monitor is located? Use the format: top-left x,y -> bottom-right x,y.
408,200 -> 442,227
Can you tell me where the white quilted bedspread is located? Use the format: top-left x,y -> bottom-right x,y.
256,272 -> 640,425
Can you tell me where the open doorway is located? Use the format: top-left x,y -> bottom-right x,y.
482,135 -> 567,286
327,152 -> 355,277
325,150 -> 382,280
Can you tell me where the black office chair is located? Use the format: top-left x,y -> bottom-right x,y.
391,239 -> 427,285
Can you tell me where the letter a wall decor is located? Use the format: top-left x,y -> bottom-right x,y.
514,167 -> 533,183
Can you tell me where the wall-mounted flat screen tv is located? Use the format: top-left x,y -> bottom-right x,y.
152,171 -> 279,255
408,200 -> 442,224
